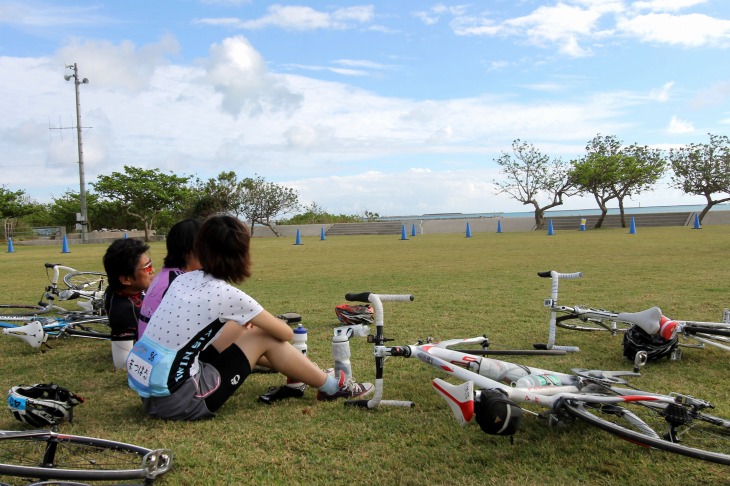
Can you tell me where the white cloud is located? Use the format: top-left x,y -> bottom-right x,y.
649,81 -> 674,102
200,5 -> 374,31
667,115 -> 695,134
423,1 -> 728,56
53,35 -> 180,93
0,2 -> 112,28
632,0 -> 708,13
203,36 -> 303,116
617,13 -> 730,47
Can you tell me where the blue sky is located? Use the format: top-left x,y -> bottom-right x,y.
2,0 -> 730,216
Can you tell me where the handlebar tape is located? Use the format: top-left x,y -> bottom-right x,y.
537,271 -> 583,279
345,292 -> 371,303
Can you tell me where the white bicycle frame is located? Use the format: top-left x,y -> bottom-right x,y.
42,263 -> 105,314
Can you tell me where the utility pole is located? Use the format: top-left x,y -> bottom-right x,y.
64,63 -> 89,244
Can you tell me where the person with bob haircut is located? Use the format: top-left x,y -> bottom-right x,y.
138,218 -> 202,338
103,238 -> 155,369
126,215 -> 373,420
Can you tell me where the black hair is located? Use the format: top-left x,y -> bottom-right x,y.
164,218 -> 202,268
102,238 -> 150,292
194,215 -> 252,284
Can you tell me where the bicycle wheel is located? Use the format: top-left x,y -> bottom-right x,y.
562,399 -> 730,465
556,315 -> 632,333
61,316 -> 111,340
0,305 -> 52,321
0,430 -> 172,483
63,272 -> 106,292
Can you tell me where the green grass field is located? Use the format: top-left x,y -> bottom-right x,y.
1,225 -> 729,485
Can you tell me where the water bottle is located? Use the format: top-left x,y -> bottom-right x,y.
514,373 -> 562,388
332,329 -> 352,381
292,324 -> 308,355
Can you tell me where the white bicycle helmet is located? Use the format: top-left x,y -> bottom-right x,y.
7,383 -> 84,427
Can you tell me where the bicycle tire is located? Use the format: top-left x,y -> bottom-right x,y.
62,272 -> 106,292
562,399 -> 730,465
62,316 -> 111,340
0,430 -> 173,482
682,325 -> 730,338
555,315 -> 632,333
0,305 -> 52,321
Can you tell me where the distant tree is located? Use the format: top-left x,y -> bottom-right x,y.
362,210 -> 380,222
239,176 -> 300,236
570,135 -> 665,228
669,133 -> 730,222
0,186 -> 35,219
93,166 -> 192,241
609,142 -> 666,227
494,139 -> 576,230
569,154 -> 616,229
0,187 -> 50,238
280,202 -> 360,225
189,171 -> 246,218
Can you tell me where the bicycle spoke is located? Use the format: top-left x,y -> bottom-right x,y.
564,400 -> 730,465
0,432 -> 172,482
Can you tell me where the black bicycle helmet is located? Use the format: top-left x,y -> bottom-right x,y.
474,389 -> 523,436
622,325 -> 678,361
335,304 -> 374,326
7,383 -> 84,427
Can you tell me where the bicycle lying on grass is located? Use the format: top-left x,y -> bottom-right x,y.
1,312 -> 110,349
343,291 -> 730,465
533,270 -> 730,355
0,428 -> 172,485
0,264 -> 106,321
38,262 -> 107,316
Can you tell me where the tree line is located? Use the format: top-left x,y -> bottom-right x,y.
2,170 -> 305,241
495,133 -> 730,229
2,133 -> 729,239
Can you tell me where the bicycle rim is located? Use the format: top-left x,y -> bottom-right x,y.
63,272 -> 106,291
556,316 -> 631,333
0,305 -> 51,321
563,400 -> 730,465
0,430 -> 172,482
63,317 -> 111,340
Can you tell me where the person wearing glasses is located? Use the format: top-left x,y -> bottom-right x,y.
138,218 -> 202,338
102,238 -> 156,369
126,215 -> 373,420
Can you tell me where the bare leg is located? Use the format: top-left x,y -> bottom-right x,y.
213,322 -> 327,387
213,321 -> 273,369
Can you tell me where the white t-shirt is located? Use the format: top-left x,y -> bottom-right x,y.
127,270 -> 263,398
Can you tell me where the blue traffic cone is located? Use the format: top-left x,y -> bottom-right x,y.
7,237 -> 14,253
400,224 -> 408,240
547,220 -> 554,236
465,222 -> 472,238
320,227 -> 326,240
629,217 -> 636,235
294,229 -> 302,245
61,235 -> 70,253
411,223 -> 417,237
693,214 -> 701,229
497,220 -> 502,233
124,232 -> 128,239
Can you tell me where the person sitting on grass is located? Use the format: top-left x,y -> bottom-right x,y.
102,238 -> 155,369
126,214 -> 373,420
138,218 -> 202,338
